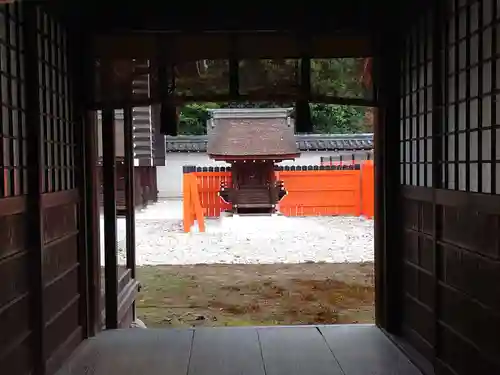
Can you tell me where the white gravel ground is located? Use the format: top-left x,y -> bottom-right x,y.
100,200 -> 374,266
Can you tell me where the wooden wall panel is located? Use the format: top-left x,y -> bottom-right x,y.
401,191 -> 436,363
435,200 -> 500,374
44,267 -> 79,324
0,335 -> 33,375
0,3 -> 34,374
31,3 -> 89,371
0,212 -> 33,374
0,3 -> 93,373
399,1 -> 500,373
40,195 -> 82,372
43,201 -> 78,244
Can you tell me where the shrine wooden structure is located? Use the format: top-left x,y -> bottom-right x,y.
0,1 -> 499,374
207,108 -> 299,214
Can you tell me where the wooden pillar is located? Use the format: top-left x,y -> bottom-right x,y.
23,3 -> 45,373
144,167 -> 150,202
431,0 -> 444,363
70,24 -> 92,337
141,167 -> 148,207
152,166 -> 158,202
134,171 -> 142,209
123,106 -> 136,281
373,24 -> 403,333
148,166 -> 155,202
84,111 -> 101,335
101,59 -> 118,329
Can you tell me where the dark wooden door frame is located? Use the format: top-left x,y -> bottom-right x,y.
373,29 -> 404,334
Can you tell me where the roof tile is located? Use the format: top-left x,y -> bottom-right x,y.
166,134 -> 374,153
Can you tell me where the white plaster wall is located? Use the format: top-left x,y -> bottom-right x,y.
157,153 -> 229,198
97,110 -> 125,158
157,151 -> 371,198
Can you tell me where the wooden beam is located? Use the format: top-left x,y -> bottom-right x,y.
93,32 -> 372,60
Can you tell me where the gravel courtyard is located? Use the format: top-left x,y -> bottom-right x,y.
103,200 -> 374,265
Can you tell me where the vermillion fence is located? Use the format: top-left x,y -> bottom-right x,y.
276,169 -> 362,216
182,162 -> 374,232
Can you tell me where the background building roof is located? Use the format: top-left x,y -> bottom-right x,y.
166,133 -> 374,153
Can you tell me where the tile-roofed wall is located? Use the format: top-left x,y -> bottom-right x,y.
166,133 -> 374,153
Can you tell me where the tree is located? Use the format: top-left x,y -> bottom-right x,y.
178,102 -> 221,135
310,104 -> 367,134
176,58 -> 373,135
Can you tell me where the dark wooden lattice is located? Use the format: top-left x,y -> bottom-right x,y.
443,0 -> 500,193
36,9 -> 75,193
0,4 -> 32,375
0,3 -> 26,197
401,16 -> 433,188
400,1 -> 500,373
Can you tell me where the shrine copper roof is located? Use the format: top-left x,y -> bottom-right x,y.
207,117 -> 299,158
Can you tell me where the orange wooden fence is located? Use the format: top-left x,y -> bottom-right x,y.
194,171 -> 232,217
360,161 -> 374,218
182,163 -> 374,232
182,173 -> 206,233
276,169 -> 362,216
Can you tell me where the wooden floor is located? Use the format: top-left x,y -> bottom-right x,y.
56,325 -> 423,375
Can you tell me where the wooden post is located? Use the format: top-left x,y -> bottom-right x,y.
123,105 -> 136,281
373,19 -> 403,333
431,0 -> 444,363
70,24 -> 92,337
84,111 -> 101,335
101,59 -> 118,329
148,167 -> 153,202
23,3 -> 45,373
134,172 -> 142,209
183,170 -> 192,232
152,166 -> 158,202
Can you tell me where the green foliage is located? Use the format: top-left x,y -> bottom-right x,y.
178,102 -> 220,135
177,58 -> 371,135
310,58 -> 365,98
310,104 -> 367,134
